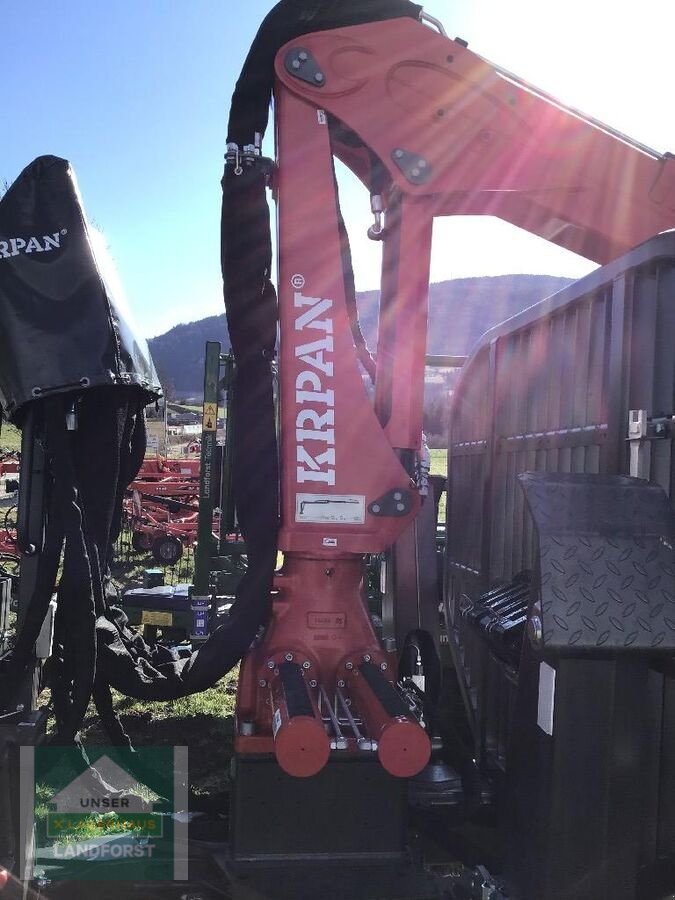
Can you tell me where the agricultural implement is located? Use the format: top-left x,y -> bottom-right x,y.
121,346 -> 247,637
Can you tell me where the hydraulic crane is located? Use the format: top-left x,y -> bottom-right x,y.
221,0 -> 675,878
1,2 -> 675,896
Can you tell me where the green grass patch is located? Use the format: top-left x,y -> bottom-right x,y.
430,448 -> 448,522
0,420 -> 21,452
76,672 -> 239,801
429,448 -> 447,477
168,403 -> 203,414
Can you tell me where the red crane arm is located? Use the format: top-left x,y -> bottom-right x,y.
275,17 -> 675,264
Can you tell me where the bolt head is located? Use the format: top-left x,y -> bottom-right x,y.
372,504 -> 381,513
418,159 -> 427,168
380,662 -> 388,671
314,72 -> 324,83
298,51 -> 308,61
337,679 -> 345,688
285,652 -> 294,662
345,661 -> 353,670
363,654 -> 371,663
302,660 -> 311,669
267,660 -> 275,669
411,167 -> 420,177
393,491 -> 402,500
258,679 -> 267,688
396,502 -> 405,512
291,59 -> 301,70
309,679 -> 318,688
394,149 -> 404,159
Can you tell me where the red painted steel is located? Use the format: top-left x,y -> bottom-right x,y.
275,18 -> 675,265
269,672 -> 330,778
235,556 -> 431,776
275,86 -> 421,558
237,15 -> 675,778
347,670 -> 431,778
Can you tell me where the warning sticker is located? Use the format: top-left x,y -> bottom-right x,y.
202,402 -> 217,432
141,610 -> 173,626
295,494 -> 365,524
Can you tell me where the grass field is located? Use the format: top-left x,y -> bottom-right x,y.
0,420 -> 21,452
429,448 -> 447,477
80,676 -> 239,801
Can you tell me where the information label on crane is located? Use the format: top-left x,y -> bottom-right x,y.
295,493 -> 365,524
202,403 -> 217,432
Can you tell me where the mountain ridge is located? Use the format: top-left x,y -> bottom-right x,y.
149,273 -> 574,396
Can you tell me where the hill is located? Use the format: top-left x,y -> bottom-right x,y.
148,274 -> 573,396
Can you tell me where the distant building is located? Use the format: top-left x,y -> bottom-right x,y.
167,412 -> 199,426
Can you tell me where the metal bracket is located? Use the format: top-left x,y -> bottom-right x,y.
284,47 -> 326,87
627,409 -> 674,480
391,148 -> 433,186
368,489 -> 412,517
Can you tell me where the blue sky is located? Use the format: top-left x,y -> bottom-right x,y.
4,0 -> 674,336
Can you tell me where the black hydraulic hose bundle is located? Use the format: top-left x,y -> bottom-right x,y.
0,156 -> 166,744
0,0 -> 426,749
0,158 -> 279,746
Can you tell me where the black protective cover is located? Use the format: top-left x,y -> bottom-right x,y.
0,155 -> 160,420
519,472 -> 675,651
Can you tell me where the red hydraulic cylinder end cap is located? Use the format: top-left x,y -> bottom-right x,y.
377,719 -> 431,778
275,716 -> 331,778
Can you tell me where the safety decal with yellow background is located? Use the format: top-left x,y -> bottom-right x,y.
202,402 -> 217,431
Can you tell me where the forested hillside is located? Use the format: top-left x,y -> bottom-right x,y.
149,274 -> 573,397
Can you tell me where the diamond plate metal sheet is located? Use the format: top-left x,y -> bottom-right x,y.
519,473 -> 675,651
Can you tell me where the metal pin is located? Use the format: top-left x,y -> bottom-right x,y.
336,687 -> 376,751
320,685 -> 348,750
